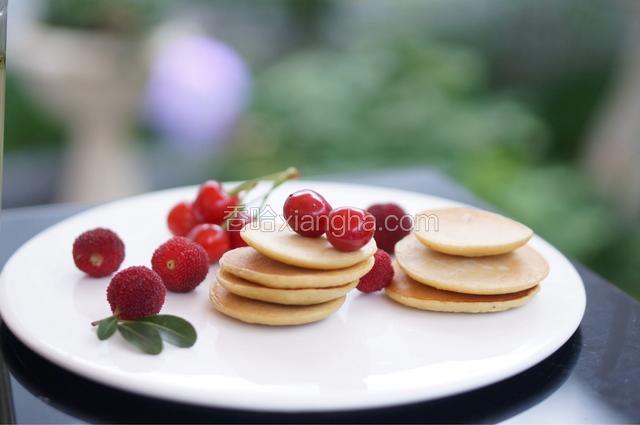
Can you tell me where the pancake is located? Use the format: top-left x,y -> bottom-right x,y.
217,269 -> 357,305
385,265 -> 539,313
240,217 -> 376,270
220,247 -> 374,289
395,234 -> 548,295
414,207 -> 533,257
210,281 -> 345,326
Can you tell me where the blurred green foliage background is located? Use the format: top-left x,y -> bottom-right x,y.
222,34 -> 634,296
5,0 -> 638,298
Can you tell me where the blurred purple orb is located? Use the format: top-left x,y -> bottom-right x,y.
144,36 -> 251,152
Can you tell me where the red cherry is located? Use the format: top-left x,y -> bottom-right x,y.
187,223 -> 231,263
327,207 -> 375,252
226,212 -> 252,248
283,189 -> 332,238
167,201 -> 199,236
192,180 -> 239,225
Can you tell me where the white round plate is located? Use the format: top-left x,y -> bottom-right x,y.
0,181 -> 585,412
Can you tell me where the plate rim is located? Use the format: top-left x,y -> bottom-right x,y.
0,180 -> 587,412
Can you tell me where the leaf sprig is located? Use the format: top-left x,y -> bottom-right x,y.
92,312 -> 197,355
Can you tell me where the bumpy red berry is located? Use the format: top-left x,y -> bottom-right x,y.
73,228 -> 125,277
366,203 -> 411,253
357,249 -> 394,293
106,266 -> 166,320
167,201 -> 199,236
192,180 -> 238,225
151,237 -> 209,292
283,189 -> 332,237
326,207 -> 375,252
226,211 -> 252,248
188,223 -> 231,263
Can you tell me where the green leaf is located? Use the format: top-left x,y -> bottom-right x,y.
118,322 -> 163,355
138,315 -> 197,348
96,315 -> 118,340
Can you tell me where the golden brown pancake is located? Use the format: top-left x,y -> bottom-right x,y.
220,247 -> 374,289
240,218 -> 376,270
217,269 -> 357,305
395,234 -> 548,295
414,207 -> 533,257
210,281 -> 345,326
385,265 -> 539,313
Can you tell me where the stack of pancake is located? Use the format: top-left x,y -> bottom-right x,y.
386,207 -> 549,313
210,219 -> 376,325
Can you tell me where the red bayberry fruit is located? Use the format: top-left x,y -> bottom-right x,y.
151,237 -> 209,292
106,266 -> 166,320
187,223 -> 231,263
226,211 -> 252,248
366,203 -> 411,253
357,249 -> 394,293
326,207 -> 375,252
283,189 -> 332,237
192,180 -> 238,225
167,201 -> 199,236
72,228 -> 125,277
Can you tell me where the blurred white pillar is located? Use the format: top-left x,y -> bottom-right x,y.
12,25 -> 146,203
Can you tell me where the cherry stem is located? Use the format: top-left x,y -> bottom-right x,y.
222,167 -> 300,229
246,167 -> 300,207
227,167 -> 300,196
227,180 -> 258,197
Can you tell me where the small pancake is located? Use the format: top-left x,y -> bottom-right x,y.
395,234 -> 548,295
210,281 -> 345,326
414,207 -> 533,256
240,218 -> 376,270
220,247 -> 374,289
217,269 -> 357,305
385,265 -> 539,313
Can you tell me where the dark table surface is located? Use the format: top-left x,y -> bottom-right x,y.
0,168 -> 639,424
